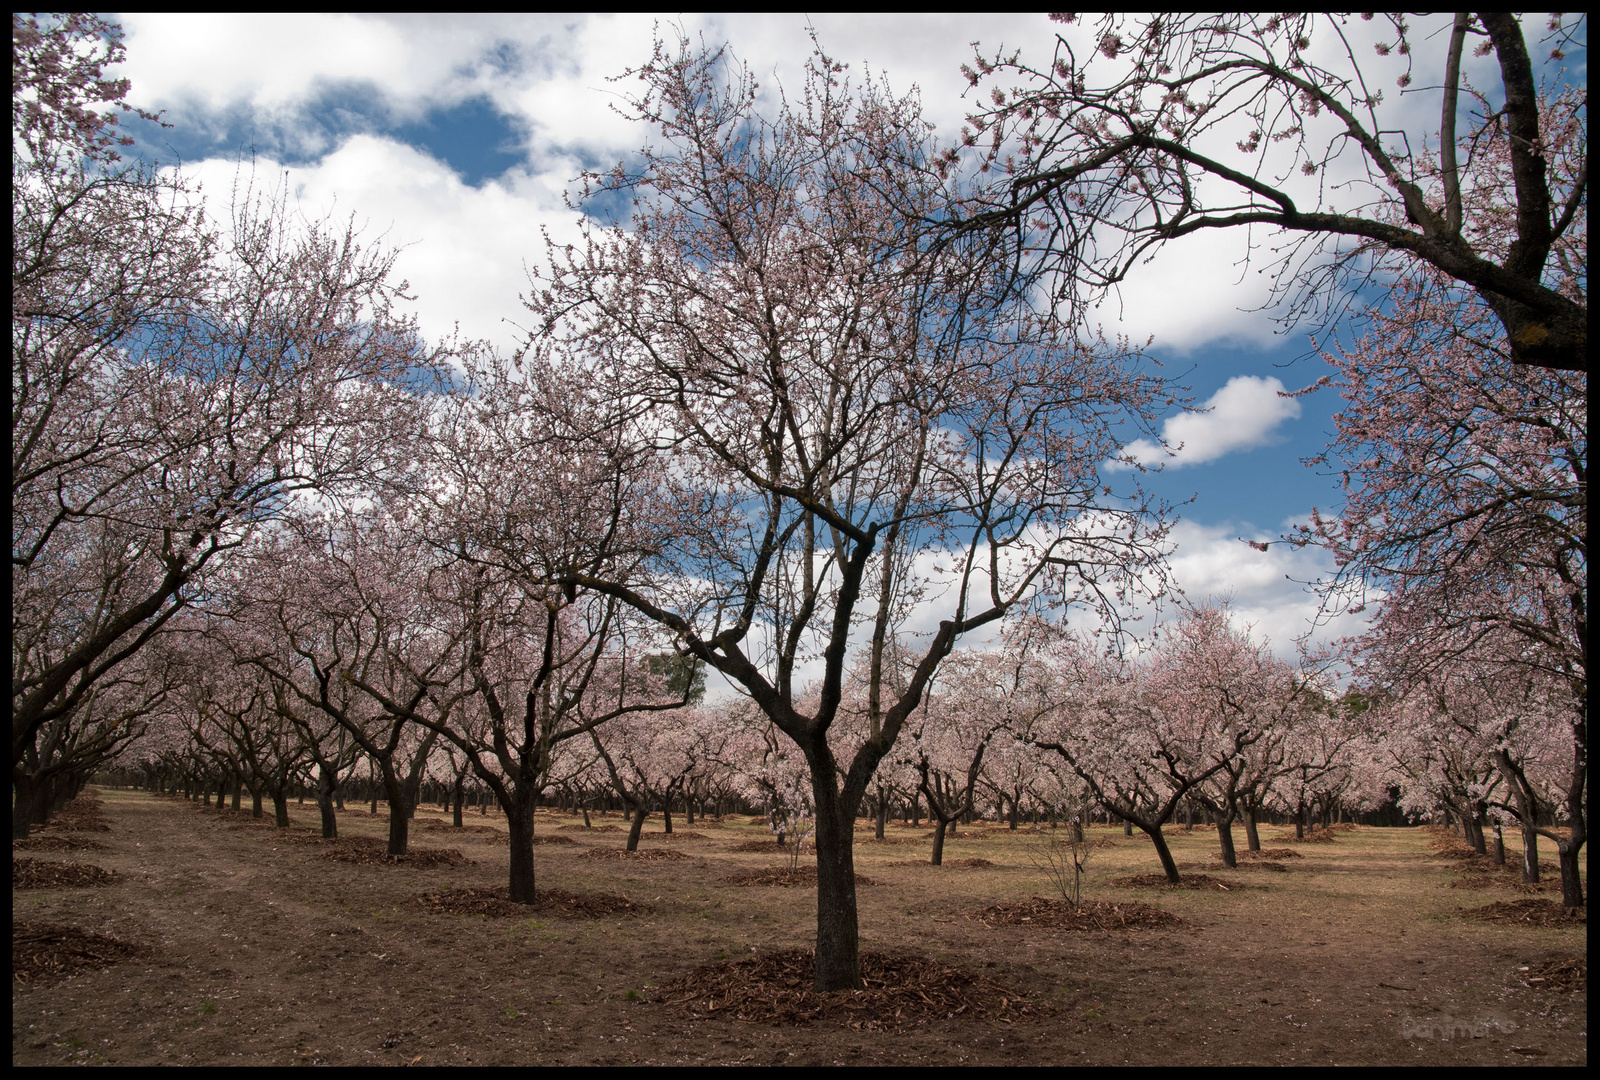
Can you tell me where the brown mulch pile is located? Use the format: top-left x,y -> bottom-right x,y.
223,817 -> 278,831
263,829 -> 338,846
1278,829 -> 1338,843
1238,847 -> 1302,860
640,830 -> 708,841
558,823 -> 623,833
13,857 -> 118,889
657,948 -> 1033,1029
1113,872 -> 1254,892
722,866 -> 878,888
890,858 -> 996,869
1207,860 -> 1289,873
414,821 -> 503,836
1450,874 -> 1549,893
1426,832 -> 1479,857
732,838 -> 796,853
858,836 -> 922,846
12,836 -> 107,852
967,896 -> 1183,931
318,839 -> 470,867
13,922 -> 151,983
579,847 -> 693,861
40,796 -> 112,833
414,885 -> 649,919
1465,899 -> 1586,927
1518,956 -> 1586,993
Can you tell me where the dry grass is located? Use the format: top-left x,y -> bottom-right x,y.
12,793 -> 1588,1066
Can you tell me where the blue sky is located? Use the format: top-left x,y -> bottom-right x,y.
104,13 -> 1578,660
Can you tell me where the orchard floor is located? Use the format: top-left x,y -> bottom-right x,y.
13,790 -> 1586,1066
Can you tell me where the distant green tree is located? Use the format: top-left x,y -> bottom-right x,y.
645,653 -> 706,708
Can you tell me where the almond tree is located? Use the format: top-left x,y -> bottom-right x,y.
12,643 -> 174,836
590,708 -> 706,849
12,15 -> 447,785
1149,603 -> 1323,866
1369,630 -> 1581,899
905,638 -> 1055,862
242,508 -> 460,856
958,14 -> 1586,371
1305,82 -> 1585,904
1032,624 -> 1262,883
529,36 -> 1173,989
400,355 -> 691,902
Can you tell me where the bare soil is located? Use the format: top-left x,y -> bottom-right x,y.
11,790 -> 1587,1065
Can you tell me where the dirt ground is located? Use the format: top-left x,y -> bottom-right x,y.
12,789 -> 1587,1065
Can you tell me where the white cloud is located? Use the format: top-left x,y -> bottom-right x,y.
178,137 -> 586,355
1114,375 -> 1300,470
1162,518 -> 1365,660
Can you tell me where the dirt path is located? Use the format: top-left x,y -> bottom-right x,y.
12,791 -> 1586,1065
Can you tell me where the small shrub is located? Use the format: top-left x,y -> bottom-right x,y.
1027,822 -> 1095,909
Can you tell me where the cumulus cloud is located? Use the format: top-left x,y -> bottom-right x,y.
178,137 -> 586,355
1158,517 -> 1369,661
1113,375 -> 1301,470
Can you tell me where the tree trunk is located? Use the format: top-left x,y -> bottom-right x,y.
271,786 -> 290,828
1149,826 -> 1181,884
626,805 -> 647,851
810,781 -> 861,992
316,763 -> 339,839
250,787 -> 264,819
874,793 -> 887,840
1465,811 -> 1487,854
1494,751 -> 1543,884
930,819 -> 948,866
12,774 -> 35,839
1516,824 -> 1540,883
1123,817 -> 1133,836
452,776 -> 465,829
383,776 -> 410,857
663,804 -> 674,834
1216,811 -> 1238,868
506,800 -> 537,903
1491,824 -> 1505,866
1243,808 -> 1261,852
1556,840 -> 1584,908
